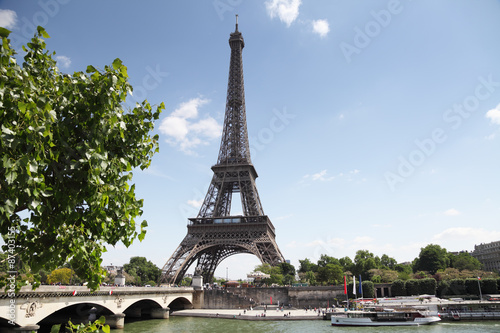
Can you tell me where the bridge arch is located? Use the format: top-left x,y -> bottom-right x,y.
123,299 -> 163,319
36,302 -> 114,328
168,296 -> 193,311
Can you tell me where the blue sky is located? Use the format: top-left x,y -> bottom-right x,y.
2,0 -> 500,281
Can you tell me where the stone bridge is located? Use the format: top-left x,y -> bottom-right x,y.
0,285 -> 202,332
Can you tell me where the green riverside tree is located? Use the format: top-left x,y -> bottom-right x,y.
0,27 -> 163,290
123,257 -> 161,286
413,244 -> 450,275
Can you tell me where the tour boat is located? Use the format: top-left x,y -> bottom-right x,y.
331,309 -> 441,327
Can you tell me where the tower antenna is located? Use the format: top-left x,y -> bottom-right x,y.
235,14 -> 239,31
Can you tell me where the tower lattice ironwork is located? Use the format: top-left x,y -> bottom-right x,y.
160,17 -> 285,285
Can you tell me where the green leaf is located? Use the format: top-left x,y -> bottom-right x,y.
18,101 -> 27,112
50,324 -> 61,333
112,58 -> 122,70
5,170 -> 17,184
102,325 -> 111,333
0,27 -> 11,38
37,26 -> 50,38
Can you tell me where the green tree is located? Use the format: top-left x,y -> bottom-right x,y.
305,271 -> 316,285
253,263 -> 283,285
394,264 -> 413,280
180,277 -> 192,287
298,258 -> 317,273
413,244 -> 450,275
123,257 -> 161,286
47,267 -> 74,285
450,252 -> 482,271
317,263 -> 343,285
339,256 -> 354,272
279,262 -> 296,277
368,269 -> 398,283
0,27 -> 162,290
352,250 -> 378,280
380,254 -> 397,269
278,262 -> 296,285
317,254 -> 340,268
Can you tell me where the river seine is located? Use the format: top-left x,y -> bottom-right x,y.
122,317 -> 500,333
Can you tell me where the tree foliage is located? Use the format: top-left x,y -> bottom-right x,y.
450,252 -> 482,271
413,244 -> 449,274
0,27 -> 163,290
298,258 -> 317,273
317,263 -> 343,285
352,250 -> 378,280
47,267 -> 74,285
123,256 -> 161,286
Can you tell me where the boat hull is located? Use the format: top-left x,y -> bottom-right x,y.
331,315 -> 441,327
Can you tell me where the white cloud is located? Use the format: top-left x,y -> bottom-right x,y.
172,98 -> 206,119
433,227 -> 500,246
486,104 -> 500,125
302,169 -> 361,182
0,9 -> 17,29
444,208 -> 461,216
274,214 -> 293,221
485,133 -> 496,140
265,0 -> 301,27
187,199 -> 203,208
309,169 -> 335,181
312,19 -> 329,38
55,55 -> 71,69
159,97 -> 222,154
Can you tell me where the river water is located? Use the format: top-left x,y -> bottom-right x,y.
122,317 -> 500,333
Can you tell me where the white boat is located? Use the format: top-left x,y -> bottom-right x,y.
331,309 -> 441,327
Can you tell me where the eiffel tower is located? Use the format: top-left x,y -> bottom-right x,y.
160,17 -> 285,285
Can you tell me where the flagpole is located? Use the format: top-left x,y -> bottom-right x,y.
359,274 -> 363,299
344,275 -> 348,310
478,277 -> 482,301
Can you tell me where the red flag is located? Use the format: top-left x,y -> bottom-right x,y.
478,276 -> 481,280
72,290 -> 77,296
344,276 -> 347,294
270,296 -> 273,305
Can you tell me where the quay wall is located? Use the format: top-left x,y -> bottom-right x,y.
203,286 -> 347,309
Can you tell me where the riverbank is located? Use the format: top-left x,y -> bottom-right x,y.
171,308 -> 325,321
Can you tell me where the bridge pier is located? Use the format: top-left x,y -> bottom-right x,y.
150,307 -> 170,319
105,313 -> 126,329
